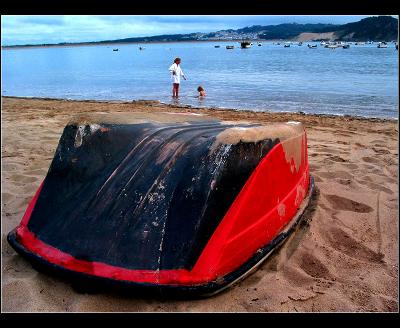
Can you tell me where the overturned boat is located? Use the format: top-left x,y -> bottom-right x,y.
8,112 -> 313,296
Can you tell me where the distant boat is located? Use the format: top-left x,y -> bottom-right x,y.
377,42 -> 388,48
226,45 -> 235,49
355,42 -> 365,45
298,42 -> 303,46
139,46 -> 145,50
342,44 -> 350,49
326,42 -> 338,49
284,43 -> 290,48
240,41 -> 252,48
113,49 -> 119,51
308,44 -> 317,48
257,42 -> 262,46
320,41 -> 327,46
214,45 -> 220,48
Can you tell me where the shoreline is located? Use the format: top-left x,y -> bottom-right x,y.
2,96 -> 397,123
1,40 -> 270,50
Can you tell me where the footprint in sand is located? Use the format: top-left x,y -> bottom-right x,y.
9,174 -> 38,184
342,163 -> 358,170
357,180 -> 394,195
329,155 -> 347,163
372,147 -> 391,155
299,253 -> 331,279
362,157 -> 381,165
324,226 -> 383,263
370,139 -> 385,146
325,194 -> 373,213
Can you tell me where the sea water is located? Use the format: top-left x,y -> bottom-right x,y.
2,41 -> 398,119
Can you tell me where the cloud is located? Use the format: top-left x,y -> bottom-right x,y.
1,15 -> 379,46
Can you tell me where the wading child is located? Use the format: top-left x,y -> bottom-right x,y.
197,86 -> 206,97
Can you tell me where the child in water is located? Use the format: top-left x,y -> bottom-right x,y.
197,86 -> 206,97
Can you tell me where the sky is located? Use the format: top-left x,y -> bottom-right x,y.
0,15 -> 392,46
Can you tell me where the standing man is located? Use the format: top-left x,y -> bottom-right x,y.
169,57 -> 187,98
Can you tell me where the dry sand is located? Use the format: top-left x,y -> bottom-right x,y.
1,96 -> 398,312
295,32 -> 336,42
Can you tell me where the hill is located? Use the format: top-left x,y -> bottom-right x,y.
333,16 -> 398,41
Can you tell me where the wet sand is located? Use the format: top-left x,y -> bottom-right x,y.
1,96 -> 398,312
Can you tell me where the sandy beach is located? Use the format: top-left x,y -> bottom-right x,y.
1,96 -> 398,312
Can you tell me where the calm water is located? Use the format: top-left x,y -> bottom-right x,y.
2,42 -> 398,118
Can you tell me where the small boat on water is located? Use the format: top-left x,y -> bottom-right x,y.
240,41 -> 252,48
257,42 -> 262,46
320,41 -> 327,46
226,45 -> 235,49
113,49 -> 119,51
284,43 -> 290,48
325,42 -> 338,49
377,42 -> 388,48
307,44 -> 317,48
214,45 -> 220,48
139,46 -> 145,50
342,44 -> 350,49
298,42 -> 303,46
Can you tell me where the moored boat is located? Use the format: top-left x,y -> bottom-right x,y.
240,41 -> 252,48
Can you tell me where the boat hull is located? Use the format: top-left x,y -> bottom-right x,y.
7,113 -> 314,296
